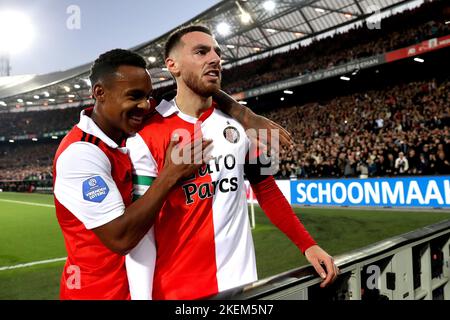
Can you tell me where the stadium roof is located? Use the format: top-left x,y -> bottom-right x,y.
0,0 -> 415,107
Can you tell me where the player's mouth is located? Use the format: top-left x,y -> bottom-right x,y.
203,69 -> 221,81
128,115 -> 143,126
127,110 -> 146,127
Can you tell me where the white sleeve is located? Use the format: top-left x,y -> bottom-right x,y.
126,133 -> 158,198
125,133 -> 159,300
54,142 -> 125,230
126,227 -> 157,300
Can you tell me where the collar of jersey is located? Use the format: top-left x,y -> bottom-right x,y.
77,108 -> 125,149
156,99 -> 214,124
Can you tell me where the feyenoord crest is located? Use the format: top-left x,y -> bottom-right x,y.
223,126 -> 240,144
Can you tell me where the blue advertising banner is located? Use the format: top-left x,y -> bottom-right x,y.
290,176 -> 450,208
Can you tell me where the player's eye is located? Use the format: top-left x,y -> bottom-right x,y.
130,94 -> 144,100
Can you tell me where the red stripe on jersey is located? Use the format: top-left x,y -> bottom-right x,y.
53,123 -> 132,300
198,105 -> 215,122
138,111 -> 219,300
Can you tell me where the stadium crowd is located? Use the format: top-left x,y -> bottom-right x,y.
0,142 -> 56,190
0,1 -> 449,185
221,1 -> 450,93
0,106 -> 84,138
1,1 -> 448,139
1,77 -> 448,184
271,78 -> 450,179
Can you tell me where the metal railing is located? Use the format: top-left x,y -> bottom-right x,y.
212,219 -> 450,300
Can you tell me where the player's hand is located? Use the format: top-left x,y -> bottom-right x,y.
304,245 -> 339,288
164,131 -> 213,183
243,111 -> 294,154
212,90 -> 293,150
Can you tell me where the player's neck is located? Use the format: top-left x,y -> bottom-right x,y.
91,105 -> 123,145
175,84 -> 212,118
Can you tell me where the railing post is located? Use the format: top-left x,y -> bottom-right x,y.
390,248 -> 414,300
442,236 -> 450,299
348,265 -> 362,300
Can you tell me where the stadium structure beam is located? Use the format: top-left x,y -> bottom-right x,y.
236,35 -> 243,60
260,26 -> 311,35
221,43 -> 239,60
239,0 -> 274,48
217,0 -> 319,43
216,0 -> 319,63
353,0 -> 366,15
298,7 -> 316,33
0,0 -> 416,103
222,0 -> 413,64
310,5 -> 362,17
239,33 -> 272,50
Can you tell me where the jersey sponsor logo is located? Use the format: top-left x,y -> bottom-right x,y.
182,177 -> 239,204
82,176 -> 109,203
223,126 -> 240,144
181,153 -> 240,204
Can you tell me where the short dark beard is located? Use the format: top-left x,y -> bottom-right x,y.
183,69 -> 220,98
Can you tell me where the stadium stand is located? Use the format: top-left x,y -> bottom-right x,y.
0,0 -> 449,189
0,141 -> 56,191
221,0 -> 449,93
2,71 -> 448,186
269,78 -> 450,179
0,106 -> 84,138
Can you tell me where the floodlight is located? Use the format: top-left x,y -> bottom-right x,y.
216,22 -> 231,36
263,1 -> 276,11
0,10 -> 34,53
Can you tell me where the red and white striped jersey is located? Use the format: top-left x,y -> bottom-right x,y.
126,99 -> 257,300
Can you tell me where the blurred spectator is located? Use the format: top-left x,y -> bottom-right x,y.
434,151 -> 450,174
357,159 -> 369,179
395,152 -> 409,175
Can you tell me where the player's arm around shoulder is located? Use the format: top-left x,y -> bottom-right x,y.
213,90 -> 294,149
94,132 -> 213,255
54,139 -> 167,256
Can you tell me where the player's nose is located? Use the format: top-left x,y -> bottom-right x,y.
208,51 -> 221,68
137,98 -> 150,111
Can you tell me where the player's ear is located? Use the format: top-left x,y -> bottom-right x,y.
166,57 -> 180,77
92,83 -> 106,102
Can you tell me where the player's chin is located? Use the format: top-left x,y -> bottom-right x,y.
203,82 -> 221,96
124,120 -> 143,136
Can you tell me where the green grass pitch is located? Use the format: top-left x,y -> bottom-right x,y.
0,192 -> 449,299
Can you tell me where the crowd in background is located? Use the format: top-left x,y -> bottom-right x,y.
1,1 -> 448,138
221,1 -> 449,93
0,1 -> 449,186
0,106 -> 84,138
1,77 -> 448,184
0,142 -> 56,187
271,78 -> 450,179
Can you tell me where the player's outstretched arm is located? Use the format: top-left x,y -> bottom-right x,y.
304,245 -> 339,288
92,136 -> 212,255
213,90 -> 294,149
247,172 -> 339,287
